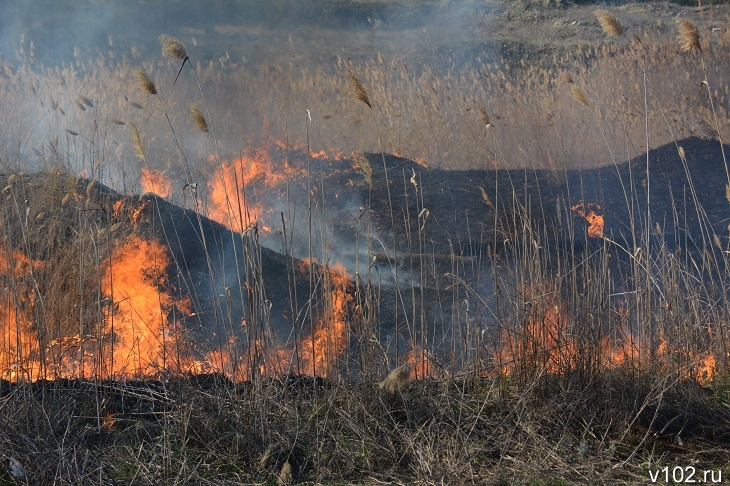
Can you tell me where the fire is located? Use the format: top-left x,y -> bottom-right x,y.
205,150 -> 290,232
571,200 -> 604,238
297,261 -> 351,377
101,235 -> 192,378
0,249 -> 45,381
405,339 -> 435,378
140,167 -> 171,198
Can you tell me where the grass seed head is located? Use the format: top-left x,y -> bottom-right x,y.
135,67 -> 157,95
347,70 -> 372,108
189,103 -> 209,132
159,34 -> 187,60
130,122 -> 145,160
277,462 -> 292,485
571,85 -> 589,107
677,19 -> 701,52
378,365 -> 411,392
477,102 -> 491,126
595,10 -> 623,37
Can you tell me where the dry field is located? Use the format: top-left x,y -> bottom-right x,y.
0,0 -> 729,484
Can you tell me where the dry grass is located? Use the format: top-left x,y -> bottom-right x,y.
0,3 -> 728,484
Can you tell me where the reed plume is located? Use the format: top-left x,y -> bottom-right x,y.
134,67 -> 157,95
159,34 -> 187,60
189,103 -> 209,133
477,102 -> 491,127
677,19 -> 701,52
571,85 -> 589,107
560,71 -> 573,84
595,10 -> 623,37
77,95 -> 94,108
378,365 -> 410,392
130,122 -> 145,160
347,70 -> 372,108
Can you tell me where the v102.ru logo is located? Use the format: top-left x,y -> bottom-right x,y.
649,466 -> 722,484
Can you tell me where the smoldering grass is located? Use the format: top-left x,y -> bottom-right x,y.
677,19 -> 701,52
134,67 -> 157,96
130,122 -> 145,160
189,103 -> 209,133
595,10 -> 623,37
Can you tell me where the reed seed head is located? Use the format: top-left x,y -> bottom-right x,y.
677,19 -> 701,52
159,34 -> 187,60
560,71 -> 573,84
571,85 -> 589,107
378,365 -> 410,392
595,10 -> 623,37
726,184 -> 730,204
189,103 -> 209,133
78,95 -> 94,108
130,122 -> 145,160
347,70 -> 372,109
277,462 -> 292,485
134,67 -> 157,95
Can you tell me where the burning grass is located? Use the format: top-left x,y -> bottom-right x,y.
0,1 -> 729,482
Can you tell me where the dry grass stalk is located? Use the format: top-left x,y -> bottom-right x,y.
347,70 -> 372,108
571,85 -> 589,107
110,222 -> 122,232
134,67 -> 157,96
130,122 -> 145,160
726,184 -> 730,204
378,365 -> 410,392
677,19 -> 701,52
595,10 -> 623,37
189,103 -> 209,133
159,34 -> 187,60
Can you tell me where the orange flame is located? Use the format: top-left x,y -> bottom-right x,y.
140,167 -> 171,198
571,201 -> 604,238
101,235 -> 192,378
